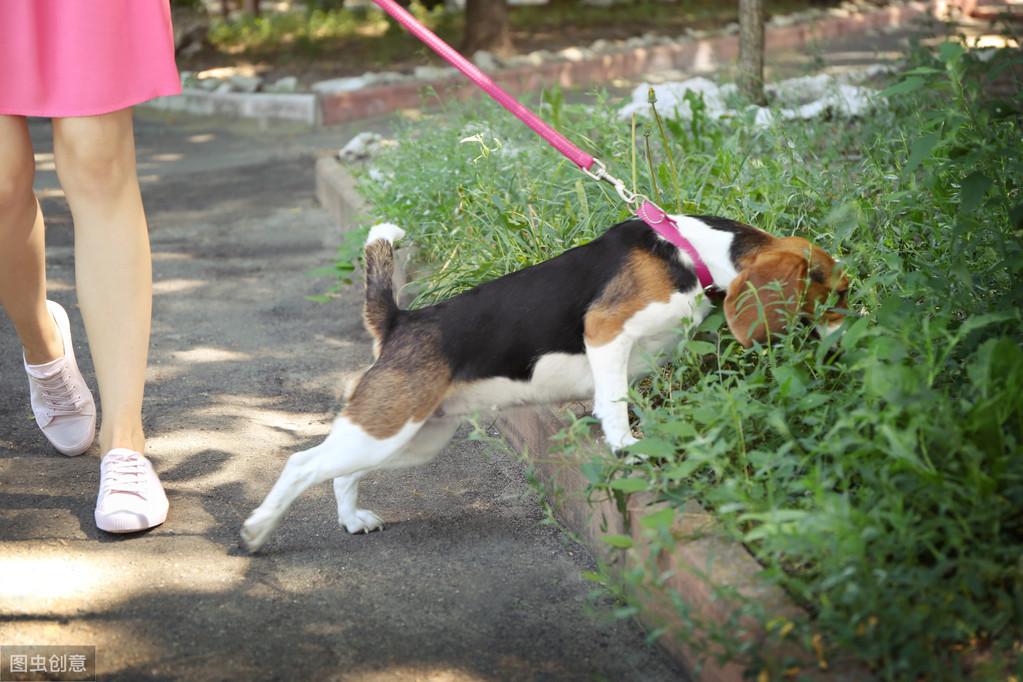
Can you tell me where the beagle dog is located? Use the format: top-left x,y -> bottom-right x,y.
241,216 -> 848,552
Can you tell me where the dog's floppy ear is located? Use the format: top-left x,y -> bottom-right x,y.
724,250 -> 808,347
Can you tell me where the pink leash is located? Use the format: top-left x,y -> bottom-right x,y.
370,0 -> 715,291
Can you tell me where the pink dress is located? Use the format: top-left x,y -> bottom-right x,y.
0,0 -> 182,118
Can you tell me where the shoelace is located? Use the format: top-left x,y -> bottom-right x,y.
34,369 -> 84,417
101,453 -> 149,497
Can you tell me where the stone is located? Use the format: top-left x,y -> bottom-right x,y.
338,132 -> 384,162
215,81 -> 234,94
367,71 -> 408,85
312,76 -> 374,94
558,46 -> 590,62
230,75 -> 263,93
472,50 -> 501,72
413,65 -> 457,81
269,76 -> 298,93
195,77 -> 221,91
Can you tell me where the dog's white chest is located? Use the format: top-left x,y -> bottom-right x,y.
626,291 -> 710,365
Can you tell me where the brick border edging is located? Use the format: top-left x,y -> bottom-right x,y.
496,406 -> 870,682
319,0 -> 939,125
146,0 -> 962,126
316,158 -> 867,680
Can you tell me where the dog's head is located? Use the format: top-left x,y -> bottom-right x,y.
723,236 -> 849,348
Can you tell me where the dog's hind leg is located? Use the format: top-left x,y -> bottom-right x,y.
332,417 -> 459,534
241,332 -> 452,552
240,415 -> 425,552
332,472 -> 376,534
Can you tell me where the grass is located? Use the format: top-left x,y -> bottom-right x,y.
352,38 -> 1023,679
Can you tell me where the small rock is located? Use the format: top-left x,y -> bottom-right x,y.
472,50 -> 501,71
724,22 -> 740,35
413,65 -> 457,81
214,81 -> 234,94
230,75 -> 263,93
195,77 -> 222,91
269,76 -> 298,92
338,132 -> 384,162
591,39 -> 611,52
558,46 -> 590,62
312,76 -> 373,94
975,47 -> 998,63
367,71 -> 408,85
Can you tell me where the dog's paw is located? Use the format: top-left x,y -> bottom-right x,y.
608,433 -> 639,453
240,509 -> 278,553
340,509 -> 385,535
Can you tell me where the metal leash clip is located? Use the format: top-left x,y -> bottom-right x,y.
581,159 -> 646,211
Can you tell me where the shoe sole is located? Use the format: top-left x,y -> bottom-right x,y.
95,506 -> 169,534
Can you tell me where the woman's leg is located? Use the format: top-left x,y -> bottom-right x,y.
0,115 -> 63,365
52,109 -> 151,454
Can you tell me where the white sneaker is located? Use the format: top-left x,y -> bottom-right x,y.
95,449 -> 169,533
24,300 -> 96,456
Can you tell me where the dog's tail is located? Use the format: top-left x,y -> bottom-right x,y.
363,223 -> 405,349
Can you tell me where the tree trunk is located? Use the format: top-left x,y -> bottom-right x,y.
242,0 -> 261,17
461,0 -> 513,57
738,0 -> 766,105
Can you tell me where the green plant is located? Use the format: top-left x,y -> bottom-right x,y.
355,40 -> 1023,678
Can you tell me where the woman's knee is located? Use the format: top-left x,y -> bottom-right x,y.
53,112 -> 137,199
0,123 -> 35,221
0,154 -> 34,219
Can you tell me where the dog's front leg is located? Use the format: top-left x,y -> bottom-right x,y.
585,335 -> 638,451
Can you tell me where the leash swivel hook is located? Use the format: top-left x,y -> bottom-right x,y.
581,159 -> 647,211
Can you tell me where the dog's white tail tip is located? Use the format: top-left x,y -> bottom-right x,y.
367,223 -> 405,245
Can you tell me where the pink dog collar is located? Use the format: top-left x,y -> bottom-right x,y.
637,201 -> 716,291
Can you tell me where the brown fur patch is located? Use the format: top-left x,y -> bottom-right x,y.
343,324 -> 452,439
363,239 -> 397,349
726,235 -> 849,347
584,249 -> 676,347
